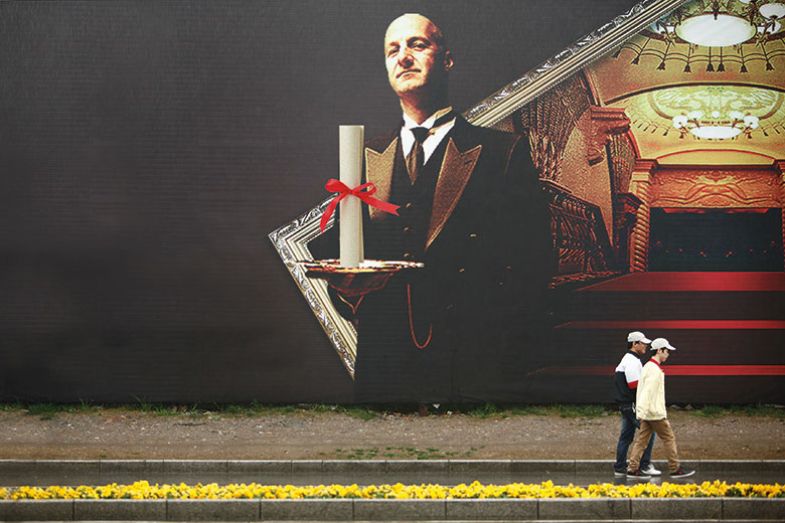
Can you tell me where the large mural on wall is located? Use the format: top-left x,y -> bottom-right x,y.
271,0 -> 785,404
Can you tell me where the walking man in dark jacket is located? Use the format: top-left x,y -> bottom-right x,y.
613,331 -> 658,477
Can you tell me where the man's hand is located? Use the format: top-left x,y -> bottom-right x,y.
327,272 -> 396,298
303,259 -> 423,317
324,272 -> 391,315
621,404 -> 640,428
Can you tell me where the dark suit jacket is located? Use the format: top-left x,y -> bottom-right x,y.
319,116 -> 551,403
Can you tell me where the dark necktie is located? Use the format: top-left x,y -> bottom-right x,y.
405,126 -> 429,184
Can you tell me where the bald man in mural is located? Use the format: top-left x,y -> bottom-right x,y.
320,14 -> 551,402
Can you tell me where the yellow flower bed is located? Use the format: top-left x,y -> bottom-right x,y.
2,481 -> 784,500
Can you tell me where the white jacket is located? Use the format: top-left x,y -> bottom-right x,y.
635,358 -> 667,420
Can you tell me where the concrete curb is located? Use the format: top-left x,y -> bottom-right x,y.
0,497 -> 782,520
1,458 -> 783,474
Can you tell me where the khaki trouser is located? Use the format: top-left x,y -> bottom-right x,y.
628,418 -> 680,473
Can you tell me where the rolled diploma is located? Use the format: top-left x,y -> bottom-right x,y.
338,125 -> 364,267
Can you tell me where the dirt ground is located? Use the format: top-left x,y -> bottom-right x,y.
1,407 -> 783,460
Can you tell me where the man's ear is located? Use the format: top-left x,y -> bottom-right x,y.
443,50 -> 454,72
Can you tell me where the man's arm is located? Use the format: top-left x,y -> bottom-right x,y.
625,357 -> 641,391
635,364 -> 657,419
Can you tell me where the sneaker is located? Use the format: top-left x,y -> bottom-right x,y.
626,469 -> 652,480
641,464 -> 662,476
614,468 -> 627,477
670,467 -> 696,479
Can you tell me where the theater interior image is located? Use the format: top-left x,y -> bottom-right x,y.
502,0 -> 785,402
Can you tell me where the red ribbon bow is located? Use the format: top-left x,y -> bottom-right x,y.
320,178 -> 399,232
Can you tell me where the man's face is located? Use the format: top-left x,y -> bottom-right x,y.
632,341 -> 647,355
658,348 -> 670,363
384,15 -> 451,98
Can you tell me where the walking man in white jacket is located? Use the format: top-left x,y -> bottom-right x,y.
627,338 -> 695,480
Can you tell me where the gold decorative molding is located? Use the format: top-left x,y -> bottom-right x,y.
634,159 -> 659,173
517,75 -> 592,181
587,106 -> 630,166
608,133 -> 638,194
650,168 -> 782,208
613,192 -> 643,270
628,160 -> 657,272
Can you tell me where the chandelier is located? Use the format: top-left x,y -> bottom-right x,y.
661,85 -> 764,139
673,0 -> 785,47
615,0 -> 785,72
671,110 -> 760,139
618,85 -> 781,141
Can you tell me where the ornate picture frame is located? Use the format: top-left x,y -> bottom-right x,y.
268,0 -> 693,378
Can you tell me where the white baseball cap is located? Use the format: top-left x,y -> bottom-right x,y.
651,338 -> 677,351
627,331 -> 652,344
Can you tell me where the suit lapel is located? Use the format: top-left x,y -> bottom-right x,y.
363,120 -> 483,250
426,133 -> 482,251
364,137 -> 398,221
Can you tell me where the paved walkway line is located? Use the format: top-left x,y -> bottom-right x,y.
1,458 -> 783,474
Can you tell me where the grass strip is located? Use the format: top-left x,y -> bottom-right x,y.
1,402 -> 783,420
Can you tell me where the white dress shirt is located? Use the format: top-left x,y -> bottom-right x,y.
400,106 -> 456,166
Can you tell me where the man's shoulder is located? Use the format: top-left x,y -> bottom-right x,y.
456,118 -> 526,149
642,360 -> 661,373
619,352 -> 641,367
365,129 -> 399,153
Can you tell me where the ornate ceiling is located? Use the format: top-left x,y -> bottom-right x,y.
612,84 -> 785,161
586,6 -> 785,164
